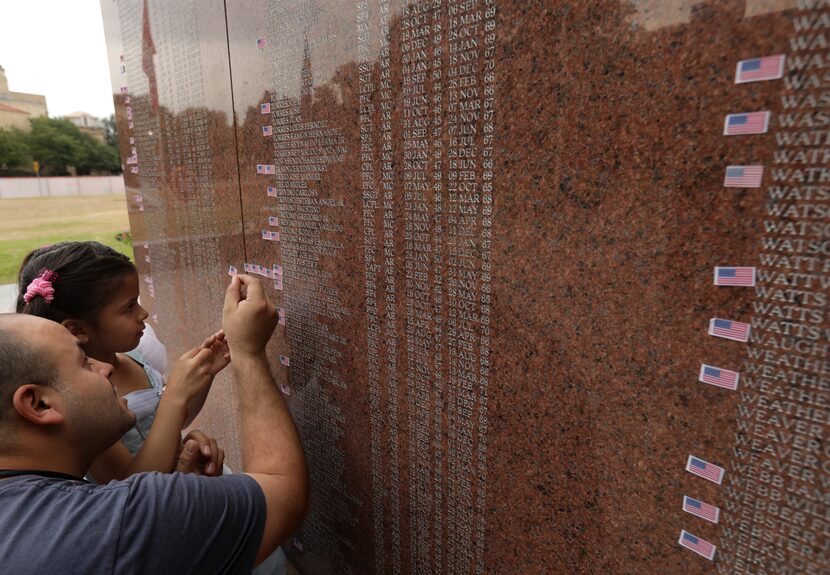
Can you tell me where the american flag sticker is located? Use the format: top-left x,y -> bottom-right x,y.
262,125 -> 273,136
275,278 -> 284,291
714,266 -> 756,287
723,111 -> 770,136
262,230 -> 269,240
256,37 -> 266,49
735,54 -> 785,84
293,538 -> 303,552
280,355 -> 290,366
120,65 -> 126,74
228,265 -> 237,276
280,382 -> 291,395
120,86 -> 129,94
686,455 -> 725,485
723,165 -> 764,188
260,102 -> 271,114
267,186 -> 277,197
679,530 -> 716,560
699,364 -> 740,390
257,164 -> 276,175
682,496 -> 720,524
268,216 -> 279,226
279,307 -> 285,325
708,318 -> 750,342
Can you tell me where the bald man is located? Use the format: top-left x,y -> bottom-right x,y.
0,275 -> 307,574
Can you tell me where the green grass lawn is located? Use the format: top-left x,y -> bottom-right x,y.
0,194 -> 132,284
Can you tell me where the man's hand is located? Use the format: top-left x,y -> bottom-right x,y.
222,274 -> 278,356
174,430 -> 225,476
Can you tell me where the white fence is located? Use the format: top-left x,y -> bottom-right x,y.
0,176 -> 125,199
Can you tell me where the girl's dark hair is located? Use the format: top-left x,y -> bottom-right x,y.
17,241 -> 136,324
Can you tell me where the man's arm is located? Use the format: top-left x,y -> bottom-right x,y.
223,274 -> 308,565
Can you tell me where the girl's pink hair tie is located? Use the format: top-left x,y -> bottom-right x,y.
23,269 -> 58,305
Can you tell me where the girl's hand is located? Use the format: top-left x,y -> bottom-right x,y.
164,345 -> 215,420
201,330 -> 231,377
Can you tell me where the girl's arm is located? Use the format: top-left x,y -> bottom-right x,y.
87,346 -> 217,481
182,331 -> 230,428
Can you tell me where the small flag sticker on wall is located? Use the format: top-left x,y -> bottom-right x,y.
735,54 -> 785,84
256,37 -> 266,49
679,530 -> 716,560
699,364 -> 740,390
682,496 -> 720,524
686,455 -> 724,484
278,307 -> 285,325
724,165 -> 764,188
267,186 -> 277,197
268,216 -> 279,226
280,355 -> 290,366
262,126 -> 273,136
261,102 -> 271,114
714,267 -> 756,287
723,111 -> 770,136
228,266 -> 237,276
708,318 -> 750,342
257,164 -> 275,175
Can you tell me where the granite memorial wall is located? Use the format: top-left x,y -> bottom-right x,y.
101,0 -> 829,572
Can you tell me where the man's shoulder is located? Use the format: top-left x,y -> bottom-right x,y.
0,476 -> 132,573
0,473 -> 267,575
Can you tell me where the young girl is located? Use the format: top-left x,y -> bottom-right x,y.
17,241 -> 228,481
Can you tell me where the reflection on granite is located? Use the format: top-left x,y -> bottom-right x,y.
102,0 -> 829,573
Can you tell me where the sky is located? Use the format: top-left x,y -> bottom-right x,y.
0,0 -> 115,119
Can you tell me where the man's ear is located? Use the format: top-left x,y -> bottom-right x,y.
61,319 -> 90,344
11,385 -> 65,427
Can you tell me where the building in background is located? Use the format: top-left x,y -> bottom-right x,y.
0,65 -> 47,130
65,111 -> 107,143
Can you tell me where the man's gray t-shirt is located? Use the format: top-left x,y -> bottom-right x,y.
0,472 -> 266,574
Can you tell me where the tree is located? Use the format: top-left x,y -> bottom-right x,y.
23,117 -> 84,175
21,117 -> 121,176
104,114 -> 118,147
0,128 -> 29,170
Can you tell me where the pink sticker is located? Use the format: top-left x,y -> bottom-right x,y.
260,102 -> 271,114
267,186 -> 277,197
268,216 -> 278,226
280,355 -> 290,366
228,265 -> 238,276
278,307 -> 285,325
262,126 -> 273,136
279,382 -> 291,395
